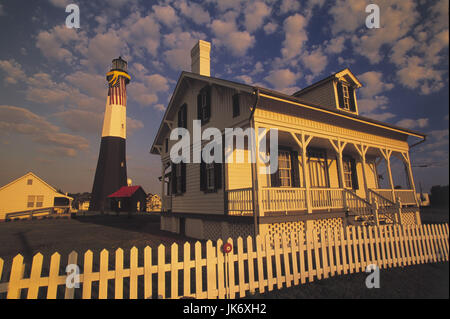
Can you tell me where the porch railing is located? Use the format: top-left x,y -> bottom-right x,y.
371,189 -> 417,206
310,188 -> 345,209
261,187 -> 307,212
226,188 -> 254,216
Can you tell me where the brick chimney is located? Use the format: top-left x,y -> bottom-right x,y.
191,40 -> 211,77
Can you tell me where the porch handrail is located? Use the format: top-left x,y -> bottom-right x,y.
226,188 -> 253,216
261,187 -> 307,212
368,189 -> 396,207
343,189 -> 373,216
368,189 -> 397,224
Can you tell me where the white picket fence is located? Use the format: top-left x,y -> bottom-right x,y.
0,223 -> 448,299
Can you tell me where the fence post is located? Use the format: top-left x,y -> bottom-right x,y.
396,197 -> 402,225
373,198 -> 380,226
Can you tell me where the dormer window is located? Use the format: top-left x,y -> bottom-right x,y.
337,81 -> 356,112
342,83 -> 350,110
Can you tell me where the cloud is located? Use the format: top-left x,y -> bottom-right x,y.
279,0 -> 300,15
48,0 -> 70,8
0,59 -> 27,84
396,118 -> 429,130
36,25 -> 83,64
163,29 -> 207,70
210,14 -> 255,57
264,68 -> 299,90
263,22 -> 278,34
244,1 -> 271,32
152,4 -> 179,27
358,71 -> 394,98
301,48 -> 328,75
0,105 -> 89,157
281,14 -> 308,60
0,4 -> 5,15
175,0 -> 211,25
122,13 -> 160,57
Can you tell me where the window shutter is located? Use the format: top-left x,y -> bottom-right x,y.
337,82 -> 344,109
205,86 -> 211,121
181,162 -> 186,193
348,86 -> 356,112
350,158 -> 359,190
232,94 -> 240,117
214,162 -> 222,190
197,93 -> 202,123
177,108 -> 182,128
171,163 -> 177,194
200,160 -> 206,191
291,151 -> 300,187
183,104 -> 187,128
270,168 -> 280,187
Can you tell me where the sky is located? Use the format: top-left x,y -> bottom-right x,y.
0,0 -> 448,195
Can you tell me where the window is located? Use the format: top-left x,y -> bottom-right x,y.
343,159 -> 353,188
343,156 -> 358,190
278,151 -> 292,187
27,179 -> 33,185
270,149 -> 300,188
171,162 -> 186,195
307,148 -> 330,188
197,86 -> 211,124
342,83 -> 350,110
232,94 -> 240,118
27,195 -> 35,208
36,196 -> 44,208
337,81 -> 356,112
200,160 -> 222,193
165,138 -> 169,153
27,195 -> 43,208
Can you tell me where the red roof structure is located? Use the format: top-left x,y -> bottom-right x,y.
108,186 -> 143,198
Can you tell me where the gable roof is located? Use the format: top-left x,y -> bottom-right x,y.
108,186 -> 145,198
0,172 -> 72,199
150,70 -> 425,154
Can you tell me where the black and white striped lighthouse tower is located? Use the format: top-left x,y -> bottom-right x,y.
90,57 -> 131,211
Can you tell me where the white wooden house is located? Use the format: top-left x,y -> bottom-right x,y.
150,40 -> 426,241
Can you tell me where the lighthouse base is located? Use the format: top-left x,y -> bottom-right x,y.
90,136 -> 127,212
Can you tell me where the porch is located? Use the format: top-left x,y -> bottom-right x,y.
224,124 -> 421,226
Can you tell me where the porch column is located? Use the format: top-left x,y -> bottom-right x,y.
401,151 -> 420,208
291,132 -> 313,214
380,149 -> 395,201
329,138 -> 347,189
161,161 -> 165,211
356,144 -> 369,200
250,122 -> 266,236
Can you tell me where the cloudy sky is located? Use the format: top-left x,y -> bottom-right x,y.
0,0 -> 448,195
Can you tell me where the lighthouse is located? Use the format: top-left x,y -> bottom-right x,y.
90,57 -> 131,211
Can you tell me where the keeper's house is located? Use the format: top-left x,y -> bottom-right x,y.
150,40 -> 426,241
0,172 -> 73,221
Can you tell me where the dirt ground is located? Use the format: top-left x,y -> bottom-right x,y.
0,209 -> 448,299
